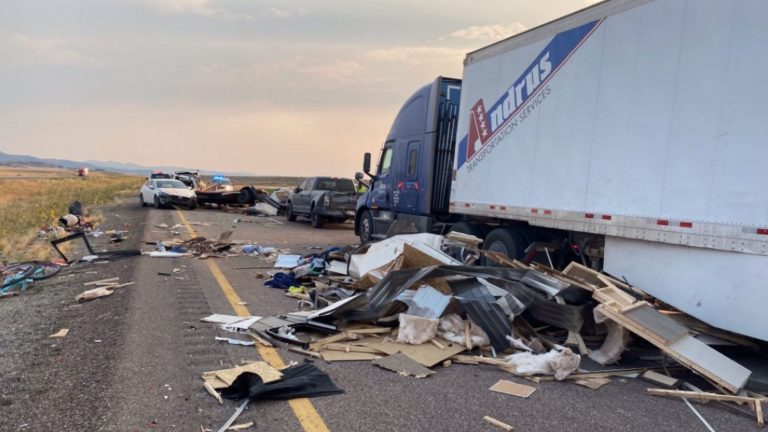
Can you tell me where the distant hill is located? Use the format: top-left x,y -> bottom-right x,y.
0,150 -> 251,177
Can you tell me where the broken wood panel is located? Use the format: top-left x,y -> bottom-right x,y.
622,303 -> 689,344
598,304 -> 750,393
372,353 -> 435,378
363,338 -> 466,367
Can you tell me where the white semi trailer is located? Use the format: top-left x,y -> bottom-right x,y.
355,0 -> 768,340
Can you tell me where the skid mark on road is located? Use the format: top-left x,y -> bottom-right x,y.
176,210 -> 330,432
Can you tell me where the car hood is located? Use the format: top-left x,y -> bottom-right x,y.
158,188 -> 195,198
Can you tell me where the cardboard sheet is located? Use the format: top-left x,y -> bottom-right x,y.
202,361 -> 282,389
489,379 -> 536,398
373,353 -> 435,378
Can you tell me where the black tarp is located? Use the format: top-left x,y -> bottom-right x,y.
219,363 -> 344,401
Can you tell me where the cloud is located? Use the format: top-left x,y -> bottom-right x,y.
366,46 -> 466,66
145,0 -> 220,17
302,60 -> 369,84
267,8 -> 292,18
447,23 -> 527,41
0,32 -> 100,67
144,0 -> 254,20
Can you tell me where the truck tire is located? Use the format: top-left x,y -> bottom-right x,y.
286,202 -> 297,221
139,194 -> 146,207
310,208 -> 324,228
481,227 -> 528,266
358,210 -> 373,243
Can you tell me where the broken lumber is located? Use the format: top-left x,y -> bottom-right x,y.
647,388 -> 766,426
483,416 -> 513,431
596,302 -> 751,393
83,277 -> 119,286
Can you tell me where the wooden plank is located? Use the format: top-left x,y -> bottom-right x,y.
321,351 -> 381,362
322,343 -> 385,354
83,277 -> 119,286
647,388 -> 763,404
288,347 -> 321,358
640,370 -> 680,388
564,262 -> 630,289
345,327 -> 393,335
483,416 -> 514,431
309,332 -> 359,351
530,262 -> 595,292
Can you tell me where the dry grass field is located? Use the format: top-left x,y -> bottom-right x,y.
0,167 -> 142,262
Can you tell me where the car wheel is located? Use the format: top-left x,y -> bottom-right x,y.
139,194 -> 146,207
359,210 -> 373,243
286,202 -> 297,221
310,209 -> 324,228
480,228 -> 529,266
153,196 -> 161,209
188,203 -> 197,210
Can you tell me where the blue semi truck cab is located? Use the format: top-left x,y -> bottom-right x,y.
355,77 -> 461,243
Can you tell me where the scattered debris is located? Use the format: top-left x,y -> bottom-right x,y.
226,422 -> 254,431
49,328 -> 70,338
640,370 -> 680,389
482,415 -> 514,431
574,377 -> 611,390
489,379 -> 536,398
372,353 -> 435,378
215,337 -> 256,347
75,287 -> 114,302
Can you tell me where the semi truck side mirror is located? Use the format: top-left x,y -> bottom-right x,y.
363,152 -> 371,174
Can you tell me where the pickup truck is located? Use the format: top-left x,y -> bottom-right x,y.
286,177 -> 358,228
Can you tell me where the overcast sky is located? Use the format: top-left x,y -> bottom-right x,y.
1,0 -> 598,176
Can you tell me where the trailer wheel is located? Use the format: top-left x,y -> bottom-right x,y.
238,187 -> 254,205
481,228 -> 528,265
359,210 -> 373,243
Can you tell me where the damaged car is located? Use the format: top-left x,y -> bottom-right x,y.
286,177 -> 358,228
140,178 -> 197,210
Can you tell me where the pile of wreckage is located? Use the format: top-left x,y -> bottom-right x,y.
201,232 -> 767,428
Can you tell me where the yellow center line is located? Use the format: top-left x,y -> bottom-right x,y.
176,210 -> 330,432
